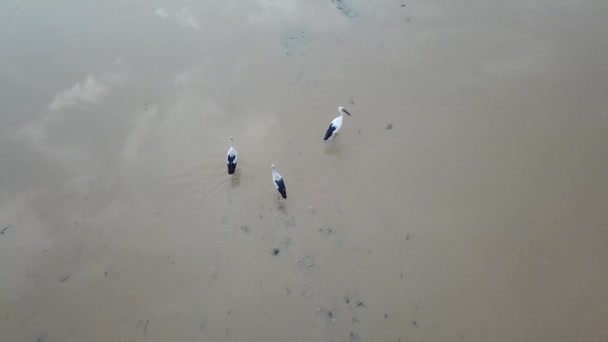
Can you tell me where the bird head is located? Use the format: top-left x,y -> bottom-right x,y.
339,106 -> 352,116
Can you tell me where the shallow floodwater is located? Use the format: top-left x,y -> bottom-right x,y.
1,1 -> 608,341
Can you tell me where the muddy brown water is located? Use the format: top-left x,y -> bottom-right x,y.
1,1 -> 608,341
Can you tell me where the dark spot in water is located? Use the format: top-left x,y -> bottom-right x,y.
401,4 -> 406,7
1,226 -> 12,235
413,320 -> 418,327
272,248 -> 280,256
143,319 -> 149,336
227,310 -> 231,314
400,273 -> 404,279
384,313 -> 388,319
345,296 -> 351,304
358,130 -> 362,134
259,214 -> 264,219
357,300 -> 365,308
328,310 -> 334,319
406,233 -> 410,240
286,288 -> 291,295
59,275 -> 70,282
104,272 -> 108,277
350,331 -> 360,341
240,225 -> 250,233
386,123 -> 393,130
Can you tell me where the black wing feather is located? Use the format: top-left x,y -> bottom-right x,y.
227,155 -> 237,174
227,162 -> 236,174
275,179 -> 287,199
323,124 -> 336,141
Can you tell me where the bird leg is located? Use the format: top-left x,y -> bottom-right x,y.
276,195 -> 284,210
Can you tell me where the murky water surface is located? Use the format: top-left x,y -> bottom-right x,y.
1,1 -> 607,341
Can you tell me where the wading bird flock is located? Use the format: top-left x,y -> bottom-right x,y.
226,106 -> 352,201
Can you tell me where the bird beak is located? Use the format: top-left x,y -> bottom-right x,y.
343,108 -> 352,116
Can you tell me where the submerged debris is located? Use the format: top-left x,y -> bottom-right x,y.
280,30 -> 313,57
272,248 -> 280,256
331,0 -> 358,18
0,225 -> 12,235
386,123 -> 393,130
319,227 -> 336,238
344,291 -> 367,310
296,255 -> 315,269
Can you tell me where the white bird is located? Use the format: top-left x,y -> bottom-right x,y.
271,164 -> 287,199
323,106 -> 352,141
227,136 -> 237,175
